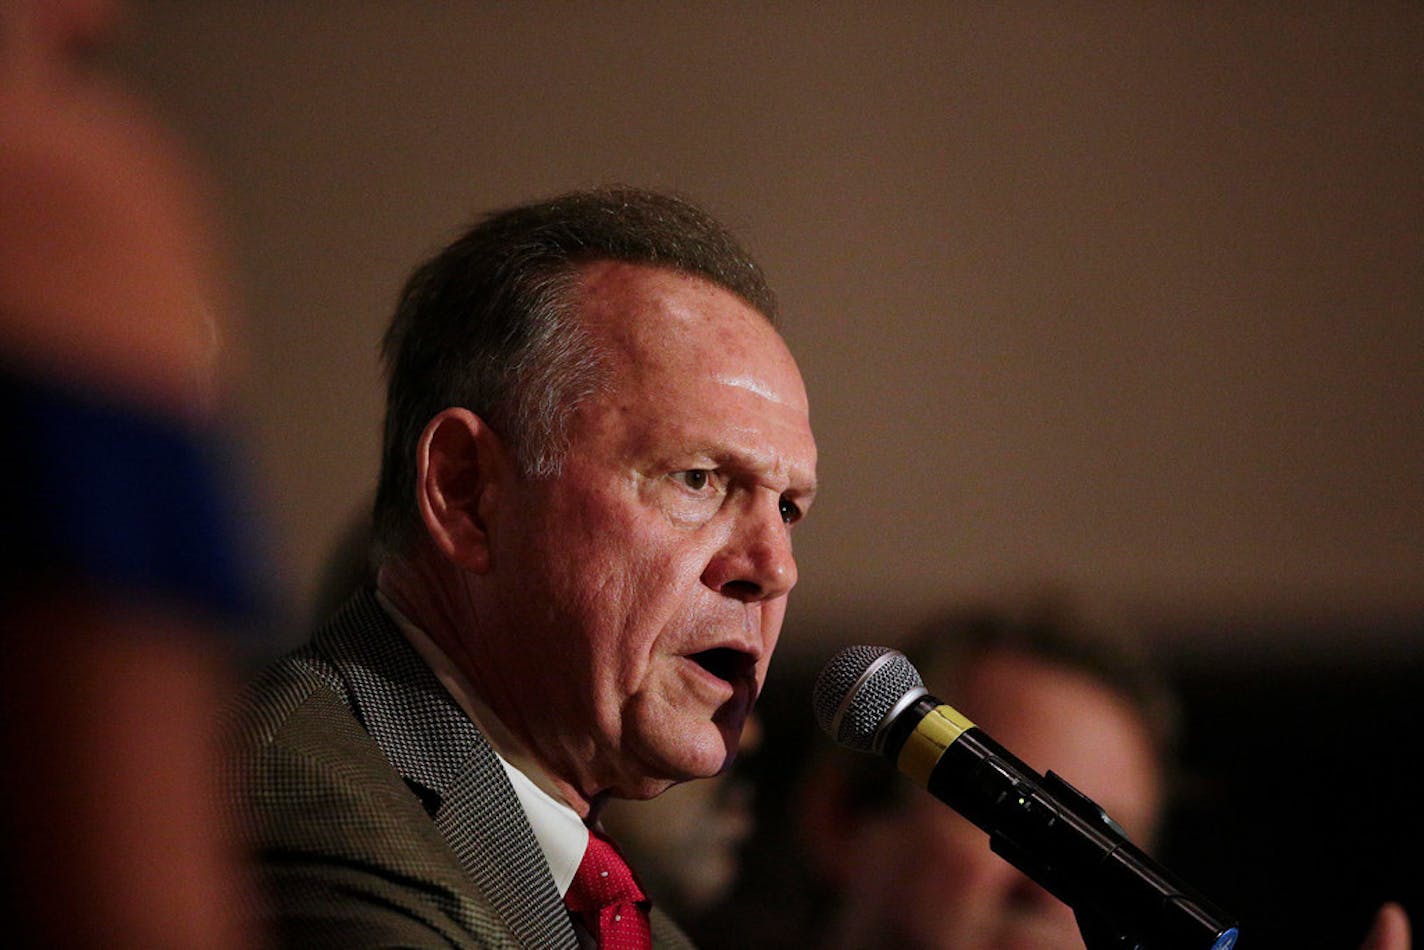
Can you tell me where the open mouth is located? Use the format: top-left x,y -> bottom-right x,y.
688,647 -> 755,686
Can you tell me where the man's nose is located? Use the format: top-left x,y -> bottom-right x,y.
701,493 -> 797,602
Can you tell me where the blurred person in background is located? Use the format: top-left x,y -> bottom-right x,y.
708,600 -> 1410,950
309,501 -> 377,628
799,603 -> 1174,950
1,0 -> 263,945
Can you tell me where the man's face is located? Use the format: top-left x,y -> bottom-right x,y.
477,260 -> 817,804
832,652 -> 1163,950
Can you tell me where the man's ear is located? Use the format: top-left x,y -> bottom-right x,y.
415,407 -> 510,574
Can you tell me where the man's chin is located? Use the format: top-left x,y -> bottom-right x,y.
606,775 -> 682,803
625,720 -> 732,792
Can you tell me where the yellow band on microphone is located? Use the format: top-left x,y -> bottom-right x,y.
897,704 -> 975,787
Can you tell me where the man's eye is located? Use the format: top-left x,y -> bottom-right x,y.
779,496 -> 801,524
676,470 -> 712,491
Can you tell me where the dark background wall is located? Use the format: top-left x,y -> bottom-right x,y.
115,3 -> 1422,943
1167,645 -> 1424,947
116,1 -> 1423,647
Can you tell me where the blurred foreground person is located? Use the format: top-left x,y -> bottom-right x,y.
224,188 -> 817,947
0,0 -> 261,946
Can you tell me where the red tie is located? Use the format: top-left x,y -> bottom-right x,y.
564,829 -> 652,950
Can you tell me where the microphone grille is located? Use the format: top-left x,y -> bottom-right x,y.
812,645 -> 924,753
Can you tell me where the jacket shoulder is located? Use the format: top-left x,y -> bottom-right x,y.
221,648 -> 519,947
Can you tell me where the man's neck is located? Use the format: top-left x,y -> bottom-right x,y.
374,551 -> 598,818
374,550 -> 470,662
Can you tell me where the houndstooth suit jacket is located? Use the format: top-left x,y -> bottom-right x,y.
224,589 -> 695,949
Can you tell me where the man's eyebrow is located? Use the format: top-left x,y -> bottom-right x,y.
787,480 -> 818,506
696,445 -> 816,494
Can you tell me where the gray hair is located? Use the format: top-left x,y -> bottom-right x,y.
371,187 -> 778,558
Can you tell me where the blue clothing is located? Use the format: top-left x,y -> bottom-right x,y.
0,367 -> 266,625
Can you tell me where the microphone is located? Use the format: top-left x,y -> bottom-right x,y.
812,645 -> 1239,950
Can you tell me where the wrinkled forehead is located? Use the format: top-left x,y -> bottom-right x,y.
572,259 -> 807,409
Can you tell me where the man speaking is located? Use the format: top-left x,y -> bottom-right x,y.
223,188 -> 817,947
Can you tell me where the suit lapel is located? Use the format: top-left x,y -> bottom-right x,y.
317,592 -> 579,950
